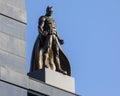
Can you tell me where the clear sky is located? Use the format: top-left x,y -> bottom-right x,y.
26,0 -> 120,96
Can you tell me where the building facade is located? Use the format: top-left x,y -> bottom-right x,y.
0,1 -> 79,96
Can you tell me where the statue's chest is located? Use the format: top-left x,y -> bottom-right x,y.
45,18 -> 56,27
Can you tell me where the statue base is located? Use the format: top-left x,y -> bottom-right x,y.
28,68 -> 75,93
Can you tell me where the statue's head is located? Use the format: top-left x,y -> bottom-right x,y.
46,6 -> 53,16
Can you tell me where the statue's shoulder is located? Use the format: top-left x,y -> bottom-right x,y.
39,16 -> 46,22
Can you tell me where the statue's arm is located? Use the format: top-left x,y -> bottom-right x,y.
38,16 -> 46,35
56,32 -> 64,45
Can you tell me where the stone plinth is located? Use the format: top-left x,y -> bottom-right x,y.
28,68 -> 75,93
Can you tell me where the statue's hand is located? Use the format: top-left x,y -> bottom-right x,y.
42,31 -> 48,36
59,39 -> 64,45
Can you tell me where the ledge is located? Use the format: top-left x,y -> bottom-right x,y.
0,66 -> 79,96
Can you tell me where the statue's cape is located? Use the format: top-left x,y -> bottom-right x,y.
30,34 -> 71,76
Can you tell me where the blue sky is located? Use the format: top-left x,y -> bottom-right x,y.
26,0 -> 120,96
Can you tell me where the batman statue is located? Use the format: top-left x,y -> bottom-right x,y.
30,6 -> 71,76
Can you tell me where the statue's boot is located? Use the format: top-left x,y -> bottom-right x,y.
57,69 -> 67,75
55,57 -> 67,75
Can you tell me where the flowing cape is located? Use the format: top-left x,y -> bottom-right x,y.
30,34 -> 71,76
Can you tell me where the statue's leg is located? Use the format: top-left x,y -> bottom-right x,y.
43,49 -> 49,68
53,43 -> 67,74
49,48 -> 56,71
43,35 -> 52,68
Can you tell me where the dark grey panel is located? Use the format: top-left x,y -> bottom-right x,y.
0,0 -> 26,10
0,49 -> 26,74
0,32 -> 26,58
0,81 -> 27,96
0,1 -> 26,23
0,15 -> 26,40
0,67 -> 28,88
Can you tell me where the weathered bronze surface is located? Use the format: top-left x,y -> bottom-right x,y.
30,6 -> 71,76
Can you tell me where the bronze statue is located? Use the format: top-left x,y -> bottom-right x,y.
30,6 -> 71,76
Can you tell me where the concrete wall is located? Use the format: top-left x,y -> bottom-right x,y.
0,81 -> 27,96
0,0 -> 27,96
0,0 -> 26,74
0,0 -> 26,23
